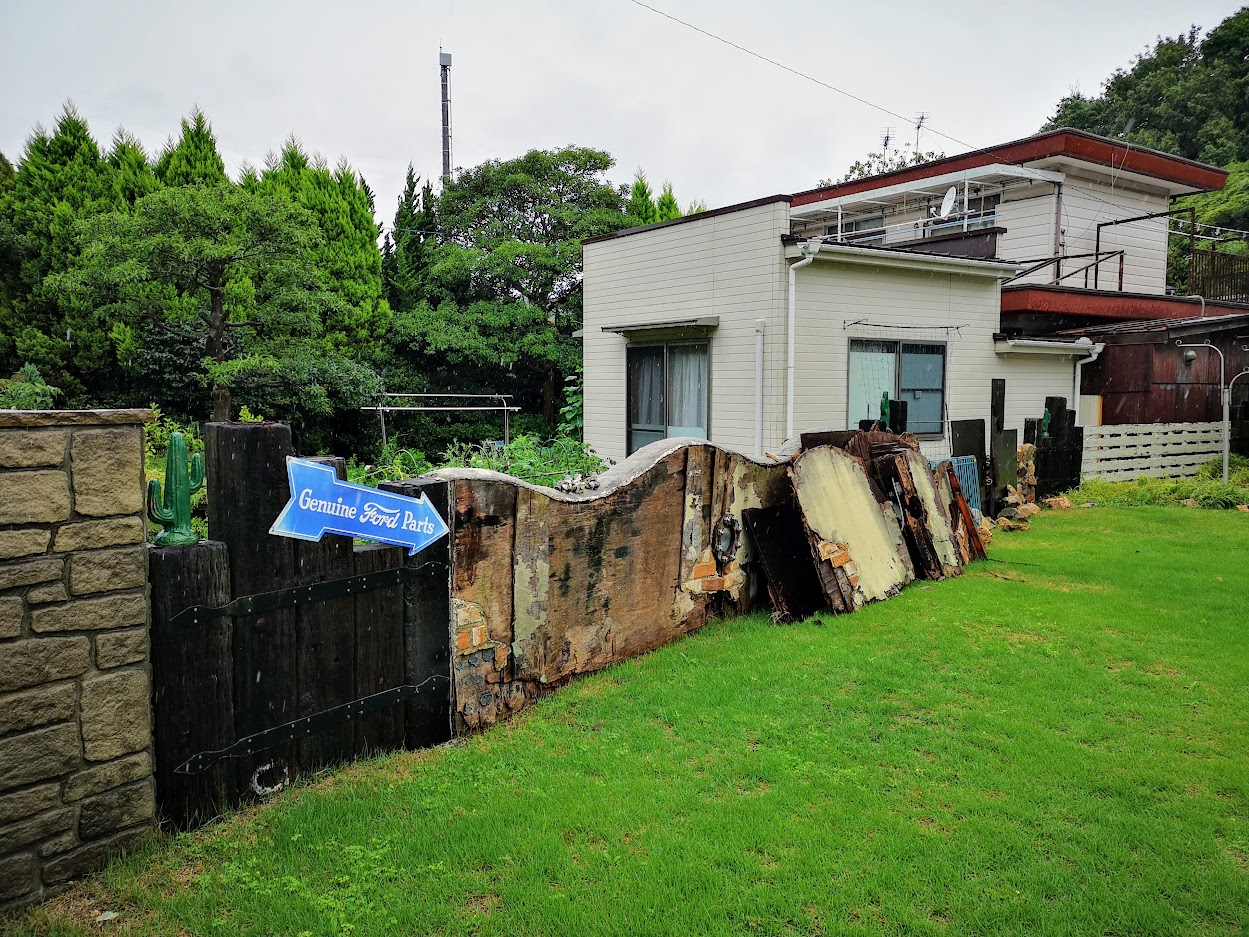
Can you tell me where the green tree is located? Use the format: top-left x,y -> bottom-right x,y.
51,183 -> 379,423
627,169 -> 659,225
259,139 -> 391,360
823,143 -> 945,186
655,182 -> 682,221
394,146 -> 630,423
0,105 -> 123,396
382,165 -> 437,313
155,108 -> 228,186
1043,9 -> 1249,165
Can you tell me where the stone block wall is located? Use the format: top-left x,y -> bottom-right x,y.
0,409 -> 155,908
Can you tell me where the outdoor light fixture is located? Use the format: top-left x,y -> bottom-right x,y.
1175,339 -> 1231,484
1184,349 -> 1198,363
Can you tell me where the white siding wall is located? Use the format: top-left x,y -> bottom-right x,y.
582,201 -> 790,463
791,258 -> 1076,460
1058,178 -> 1169,294
997,187 -> 1057,276
999,177 -> 1169,293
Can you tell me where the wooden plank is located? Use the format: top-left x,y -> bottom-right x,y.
204,421 -> 299,802
353,544 -> 407,754
379,478 -> 454,751
293,456 -> 356,772
150,541 -> 232,830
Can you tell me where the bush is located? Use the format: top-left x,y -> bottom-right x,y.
1068,456 -> 1249,509
346,434 -> 613,489
0,363 -> 60,409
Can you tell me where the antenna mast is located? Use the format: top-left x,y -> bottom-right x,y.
440,51 -> 453,184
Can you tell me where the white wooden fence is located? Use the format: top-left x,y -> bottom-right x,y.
1081,422 -> 1223,480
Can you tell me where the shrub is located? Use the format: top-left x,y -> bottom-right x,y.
1068,456 -> 1249,509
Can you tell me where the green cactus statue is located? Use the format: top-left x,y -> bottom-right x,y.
147,432 -> 205,546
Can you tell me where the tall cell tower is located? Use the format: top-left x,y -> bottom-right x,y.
440,51 -> 453,184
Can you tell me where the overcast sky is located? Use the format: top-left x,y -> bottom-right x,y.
2,0 -> 1243,227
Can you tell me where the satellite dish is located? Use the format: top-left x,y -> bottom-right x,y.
938,186 -> 958,219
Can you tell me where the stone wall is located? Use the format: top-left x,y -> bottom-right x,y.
0,409 -> 154,908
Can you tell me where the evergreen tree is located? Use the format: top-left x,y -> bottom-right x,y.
655,182 -> 682,221
626,169 -> 658,225
107,130 -> 159,205
155,108 -> 228,186
259,139 -> 391,360
382,166 -> 436,313
52,183 -> 379,424
0,105 -> 122,397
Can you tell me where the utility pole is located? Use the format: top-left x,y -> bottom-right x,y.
440,51 -> 453,184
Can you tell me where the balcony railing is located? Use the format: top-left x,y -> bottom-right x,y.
829,208 -> 1000,247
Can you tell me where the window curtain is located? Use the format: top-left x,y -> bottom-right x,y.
627,346 -> 665,453
667,344 -> 708,438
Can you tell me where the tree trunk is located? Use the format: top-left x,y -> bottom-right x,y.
205,265 -> 231,422
542,364 -> 557,426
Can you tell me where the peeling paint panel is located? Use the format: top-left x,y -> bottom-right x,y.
790,446 -> 914,609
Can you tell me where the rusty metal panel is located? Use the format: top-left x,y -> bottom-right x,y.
789,446 -> 914,611
539,449 -> 688,683
741,499 -> 826,622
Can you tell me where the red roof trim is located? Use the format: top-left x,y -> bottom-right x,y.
791,129 -> 1227,207
1001,285 -> 1248,322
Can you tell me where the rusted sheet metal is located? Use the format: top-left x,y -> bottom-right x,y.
789,446 -> 914,611
872,450 -> 961,580
528,448 -> 690,683
741,498 -> 826,622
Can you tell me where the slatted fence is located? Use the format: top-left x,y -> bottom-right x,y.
1081,422 -> 1223,480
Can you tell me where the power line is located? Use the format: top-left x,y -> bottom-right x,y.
623,0 -> 975,150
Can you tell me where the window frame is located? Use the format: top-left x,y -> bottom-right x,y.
846,338 -> 947,438
625,339 -> 712,455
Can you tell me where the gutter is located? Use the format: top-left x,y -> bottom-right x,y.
1073,341 -> 1105,427
786,239 -> 821,439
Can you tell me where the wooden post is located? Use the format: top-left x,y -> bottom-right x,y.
381,478 -> 454,750
204,422 -> 299,801
353,545 -> 407,753
295,456 -> 357,771
150,541 -> 232,829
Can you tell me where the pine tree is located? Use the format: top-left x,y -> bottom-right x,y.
655,182 -> 682,221
155,108 -> 228,186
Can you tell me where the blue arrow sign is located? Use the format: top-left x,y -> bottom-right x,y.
269,458 -> 449,556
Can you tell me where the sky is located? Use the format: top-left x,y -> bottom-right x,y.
1,0 -> 1244,228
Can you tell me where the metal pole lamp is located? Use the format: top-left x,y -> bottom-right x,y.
1176,339 -> 1228,485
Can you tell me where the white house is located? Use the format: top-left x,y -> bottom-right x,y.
581,130 -> 1229,463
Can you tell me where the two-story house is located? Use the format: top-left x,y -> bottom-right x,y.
580,129 -> 1235,464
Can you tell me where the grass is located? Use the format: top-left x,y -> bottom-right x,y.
12,507 -> 1249,936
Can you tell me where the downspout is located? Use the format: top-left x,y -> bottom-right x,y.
786,239 -> 821,440
1073,340 -> 1105,427
754,319 -> 765,458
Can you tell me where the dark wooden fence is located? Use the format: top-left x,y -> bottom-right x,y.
149,423 -> 452,829
1191,248 -> 1249,305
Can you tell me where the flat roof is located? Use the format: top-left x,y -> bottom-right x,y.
791,129 -> 1228,206
1002,284 -> 1249,322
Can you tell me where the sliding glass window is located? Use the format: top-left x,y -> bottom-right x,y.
627,342 -> 709,454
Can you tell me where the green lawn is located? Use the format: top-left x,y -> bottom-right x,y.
13,508 -> 1249,936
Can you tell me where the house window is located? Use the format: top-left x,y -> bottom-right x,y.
627,342 -> 709,454
847,340 -> 946,435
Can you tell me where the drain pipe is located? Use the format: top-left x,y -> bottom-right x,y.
786,239 -> 822,440
1072,337 -> 1105,427
754,319 -> 765,457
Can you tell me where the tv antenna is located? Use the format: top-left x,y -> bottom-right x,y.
914,112 -> 929,150
880,127 -> 893,153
